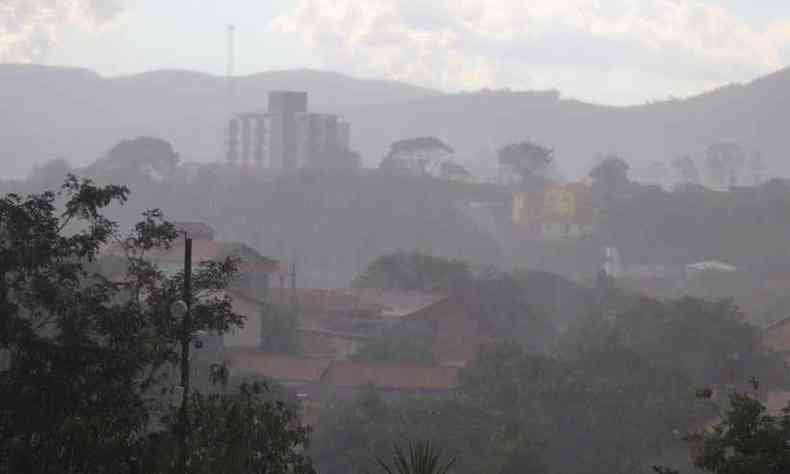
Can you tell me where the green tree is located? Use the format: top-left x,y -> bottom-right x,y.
460,341 -> 699,474
353,251 -> 470,291
100,136 -> 180,179
589,155 -> 630,192
497,141 -> 554,186
695,392 -> 790,473
612,297 -> 787,388
380,137 -> 454,177
148,382 -> 315,474
0,176 -> 314,474
657,387 -> 790,474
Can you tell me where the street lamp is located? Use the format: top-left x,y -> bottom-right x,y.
170,299 -> 188,409
170,300 -> 188,322
175,237 -> 192,474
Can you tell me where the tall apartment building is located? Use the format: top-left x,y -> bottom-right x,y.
226,91 -> 352,171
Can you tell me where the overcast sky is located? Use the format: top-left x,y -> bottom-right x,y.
4,0 -> 790,105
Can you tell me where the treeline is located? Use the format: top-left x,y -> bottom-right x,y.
311,294 -> 788,474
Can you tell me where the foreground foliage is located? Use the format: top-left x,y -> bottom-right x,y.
312,289 -> 787,474
377,441 -> 455,474
696,391 -> 790,474
0,177 -> 314,474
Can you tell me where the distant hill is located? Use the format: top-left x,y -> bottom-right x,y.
3,63 -> 790,180
342,67 -> 790,180
0,64 -> 439,178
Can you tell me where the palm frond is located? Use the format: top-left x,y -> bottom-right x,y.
376,440 -> 455,474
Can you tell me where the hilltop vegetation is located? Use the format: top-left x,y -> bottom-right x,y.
7,64 -> 790,180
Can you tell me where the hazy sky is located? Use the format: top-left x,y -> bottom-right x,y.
4,0 -> 790,104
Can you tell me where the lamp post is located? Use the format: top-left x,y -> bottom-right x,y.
171,236 -> 192,473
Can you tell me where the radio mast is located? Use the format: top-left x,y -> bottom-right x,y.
227,24 -> 236,105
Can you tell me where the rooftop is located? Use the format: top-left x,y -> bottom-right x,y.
343,289 -> 447,317
762,316 -> 790,354
267,288 -> 389,316
172,221 -> 215,240
225,350 -> 331,383
101,239 -> 281,275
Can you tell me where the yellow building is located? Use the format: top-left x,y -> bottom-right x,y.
543,186 -> 578,218
512,183 -> 594,240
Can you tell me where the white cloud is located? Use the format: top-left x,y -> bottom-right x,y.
0,0 -> 127,63
272,0 -> 790,104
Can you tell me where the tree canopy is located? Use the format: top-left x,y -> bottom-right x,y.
380,137 -> 456,177
93,136 -> 180,182
589,155 -> 630,191
0,176 -> 314,474
353,251 -> 471,291
497,141 -> 554,185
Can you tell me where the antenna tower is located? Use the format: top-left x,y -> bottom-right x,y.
227,24 -> 236,104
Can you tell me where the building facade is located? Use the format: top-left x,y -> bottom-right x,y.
512,183 -> 596,241
226,91 -> 353,171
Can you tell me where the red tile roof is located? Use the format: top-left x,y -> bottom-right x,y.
322,360 -> 459,391
225,350 -> 331,383
343,289 -> 447,317
402,294 -> 491,365
763,317 -> 790,353
101,239 -> 281,274
267,288 -> 388,316
172,222 -> 216,240
766,390 -> 790,416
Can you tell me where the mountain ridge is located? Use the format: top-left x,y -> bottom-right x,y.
2,63 -> 790,181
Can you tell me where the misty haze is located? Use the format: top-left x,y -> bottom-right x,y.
4,2 -> 790,474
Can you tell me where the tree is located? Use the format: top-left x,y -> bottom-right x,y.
0,176 -> 314,473
377,441 -> 455,474
352,251 -> 471,291
148,382 -> 315,474
380,137 -> 455,177
612,297 -> 788,389
695,391 -> 790,473
438,161 -> 471,181
589,155 -> 630,191
497,141 -> 554,186
460,341 -> 697,474
657,388 -> 790,474
94,136 -> 180,181
671,155 -> 701,185
311,388 -> 528,474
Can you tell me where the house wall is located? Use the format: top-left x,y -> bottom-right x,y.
544,186 -> 577,218
297,329 -> 367,359
763,320 -> 790,354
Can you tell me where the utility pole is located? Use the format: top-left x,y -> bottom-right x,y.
178,236 -> 193,472
227,24 -> 236,105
